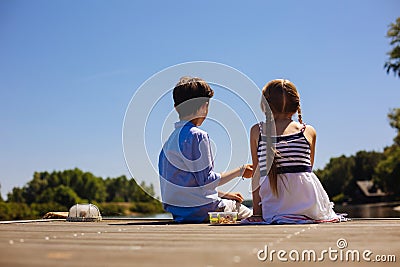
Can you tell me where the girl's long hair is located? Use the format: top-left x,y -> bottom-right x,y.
261,79 -> 302,197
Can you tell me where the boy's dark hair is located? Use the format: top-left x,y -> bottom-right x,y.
173,76 -> 214,119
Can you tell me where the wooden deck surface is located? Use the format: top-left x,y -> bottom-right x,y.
0,219 -> 399,266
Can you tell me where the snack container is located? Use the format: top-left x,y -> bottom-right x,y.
208,212 -> 219,224
208,212 -> 238,224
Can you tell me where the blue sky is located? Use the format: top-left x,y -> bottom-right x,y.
1,0 -> 399,199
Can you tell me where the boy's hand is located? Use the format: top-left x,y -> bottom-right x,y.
221,192 -> 244,203
242,164 -> 253,178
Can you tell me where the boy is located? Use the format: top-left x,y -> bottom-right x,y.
158,76 -> 253,223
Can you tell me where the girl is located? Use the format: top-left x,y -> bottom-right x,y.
247,79 -> 343,224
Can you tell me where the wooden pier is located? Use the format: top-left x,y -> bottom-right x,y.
0,219 -> 399,266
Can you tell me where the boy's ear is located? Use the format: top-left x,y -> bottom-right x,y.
199,102 -> 209,114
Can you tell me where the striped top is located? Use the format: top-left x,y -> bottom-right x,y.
257,123 -> 312,176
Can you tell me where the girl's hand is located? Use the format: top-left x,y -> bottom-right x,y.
242,164 -> 253,178
221,192 -> 244,203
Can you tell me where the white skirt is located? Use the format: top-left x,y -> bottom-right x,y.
259,172 -> 341,222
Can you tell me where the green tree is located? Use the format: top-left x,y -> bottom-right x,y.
352,151 -> 383,180
316,155 -> 355,199
342,151 -> 383,198
374,108 -> 400,197
374,145 -> 400,196
0,183 -> 3,202
52,185 -> 81,207
105,176 -> 131,202
22,171 -> 50,204
0,202 -> 34,220
80,172 -> 107,202
134,181 -> 157,202
7,187 -> 26,203
388,108 -> 400,146
384,17 -> 400,77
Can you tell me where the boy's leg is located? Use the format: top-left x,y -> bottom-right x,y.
221,199 -> 252,219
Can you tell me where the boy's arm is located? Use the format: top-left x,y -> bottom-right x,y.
218,165 -> 252,186
218,191 -> 244,203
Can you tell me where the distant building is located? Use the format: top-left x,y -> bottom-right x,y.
355,180 -> 387,203
356,180 -> 387,197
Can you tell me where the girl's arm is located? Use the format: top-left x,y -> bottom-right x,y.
250,124 -> 263,218
251,167 -> 262,216
303,125 -> 317,167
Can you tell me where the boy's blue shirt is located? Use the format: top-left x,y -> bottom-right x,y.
158,120 -> 223,223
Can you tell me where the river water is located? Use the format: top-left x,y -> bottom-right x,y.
334,202 -> 400,218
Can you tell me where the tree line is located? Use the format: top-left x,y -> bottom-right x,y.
0,168 -> 163,220
316,108 -> 400,203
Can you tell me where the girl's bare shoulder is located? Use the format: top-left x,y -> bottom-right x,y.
303,123 -> 317,144
250,123 -> 261,140
304,124 -> 316,136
